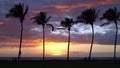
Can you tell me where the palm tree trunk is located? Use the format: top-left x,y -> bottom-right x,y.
88,24 -> 94,60
67,28 -> 71,61
43,25 -> 45,61
114,21 -> 118,60
18,22 -> 23,62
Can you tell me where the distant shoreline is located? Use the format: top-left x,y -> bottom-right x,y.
0,57 -> 120,60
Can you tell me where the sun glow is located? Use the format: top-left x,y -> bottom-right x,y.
46,42 -> 67,56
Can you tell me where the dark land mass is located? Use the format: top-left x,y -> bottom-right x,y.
0,60 -> 120,68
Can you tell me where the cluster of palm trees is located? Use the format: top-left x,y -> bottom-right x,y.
5,2 -> 120,62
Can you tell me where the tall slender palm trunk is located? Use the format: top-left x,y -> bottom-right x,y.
43,25 -> 45,61
114,21 -> 118,60
67,28 -> 71,61
18,22 -> 23,62
88,24 -> 94,60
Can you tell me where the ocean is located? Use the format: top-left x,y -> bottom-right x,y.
0,57 -> 119,60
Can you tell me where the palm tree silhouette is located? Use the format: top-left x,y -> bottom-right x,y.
59,18 -> 75,61
31,12 -> 54,61
100,7 -> 120,60
5,3 -> 28,62
77,8 -> 99,60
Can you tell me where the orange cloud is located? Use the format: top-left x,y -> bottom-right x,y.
54,4 -> 94,12
53,0 -> 119,12
0,39 -> 43,47
54,3 -> 94,9
0,35 -> 98,48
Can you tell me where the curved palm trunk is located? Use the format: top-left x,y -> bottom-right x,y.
114,21 -> 118,60
88,24 -> 94,60
67,28 -> 71,61
18,22 -> 23,62
43,26 -> 45,61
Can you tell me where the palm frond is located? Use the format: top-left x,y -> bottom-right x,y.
101,8 -> 116,21
114,7 -> 117,14
57,27 -> 66,30
118,19 -> 120,21
31,12 -> 51,27
96,9 -> 100,18
20,3 -> 24,14
46,16 -> 51,22
60,17 -> 75,28
5,2 -> 28,21
100,17 -> 103,20
117,11 -> 120,18
39,12 -> 46,22
46,24 -> 54,31
23,5 -> 28,16
33,20 -> 36,23
5,14 -> 13,18
100,22 -> 110,27
77,8 -> 98,24
60,21 -> 66,27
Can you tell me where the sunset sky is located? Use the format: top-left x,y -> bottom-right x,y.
0,0 -> 120,58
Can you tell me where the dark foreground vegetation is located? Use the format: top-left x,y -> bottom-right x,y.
0,60 -> 120,68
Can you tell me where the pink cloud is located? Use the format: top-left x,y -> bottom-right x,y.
0,21 -> 4,25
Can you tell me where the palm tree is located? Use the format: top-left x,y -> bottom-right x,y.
100,7 -> 120,60
31,12 -> 54,61
59,18 -> 75,61
5,3 -> 28,62
77,8 -> 99,60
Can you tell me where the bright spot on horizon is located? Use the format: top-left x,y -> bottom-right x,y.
46,42 -> 67,56
53,53 -> 61,56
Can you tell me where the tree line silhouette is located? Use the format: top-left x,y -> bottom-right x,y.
4,2 -> 120,62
